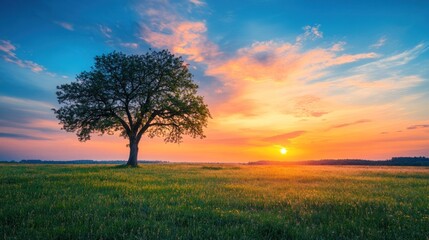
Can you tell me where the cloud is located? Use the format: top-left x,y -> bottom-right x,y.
0,40 -> 46,73
330,119 -> 371,129
99,25 -> 112,38
200,30 -> 377,118
263,131 -> 306,143
0,96 -> 54,110
370,36 -> 386,49
55,21 -> 74,31
0,40 -> 16,56
316,74 -> 423,101
3,58 -> 45,72
407,124 -> 429,130
296,24 -> 323,43
311,43 -> 427,102
140,7 -> 220,62
0,132 -> 50,140
120,42 -> 139,49
289,95 -> 329,117
357,43 -> 428,71
331,41 -> 346,52
207,40 -> 377,85
0,96 -> 56,141
189,0 -> 205,6
204,130 -> 306,147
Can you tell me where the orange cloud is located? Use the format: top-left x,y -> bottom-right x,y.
207,41 -> 377,85
204,40 -> 378,118
141,7 -> 219,62
288,95 -> 329,117
329,119 -> 371,130
263,131 -> 306,143
407,124 -> 429,130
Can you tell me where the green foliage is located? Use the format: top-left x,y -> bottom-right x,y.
1,164 -> 428,239
53,50 -> 211,143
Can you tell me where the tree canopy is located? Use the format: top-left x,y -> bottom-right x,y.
53,50 -> 211,166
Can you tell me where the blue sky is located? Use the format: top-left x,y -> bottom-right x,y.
0,0 -> 428,161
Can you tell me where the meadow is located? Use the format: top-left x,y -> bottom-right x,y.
1,164 -> 428,239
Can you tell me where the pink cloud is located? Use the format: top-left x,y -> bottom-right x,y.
0,40 -> 16,56
189,0 -> 205,6
0,40 -> 46,73
331,41 -> 346,52
140,5 -> 220,63
3,56 -> 45,72
142,20 -> 219,62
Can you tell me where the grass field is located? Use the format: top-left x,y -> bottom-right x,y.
1,164 -> 428,239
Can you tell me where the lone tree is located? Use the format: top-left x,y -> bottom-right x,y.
53,50 -> 211,166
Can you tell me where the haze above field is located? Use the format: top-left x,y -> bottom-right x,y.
0,0 -> 428,162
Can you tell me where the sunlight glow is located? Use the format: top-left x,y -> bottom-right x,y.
280,148 -> 287,155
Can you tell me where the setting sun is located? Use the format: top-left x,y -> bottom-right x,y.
280,148 -> 287,155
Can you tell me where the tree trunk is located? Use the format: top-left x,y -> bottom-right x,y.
126,139 -> 139,167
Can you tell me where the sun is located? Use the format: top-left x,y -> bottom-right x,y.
280,148 -> 287,155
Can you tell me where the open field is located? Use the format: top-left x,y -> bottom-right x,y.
1,164 -> 428,239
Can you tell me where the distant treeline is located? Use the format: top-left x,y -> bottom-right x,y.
1,157 -> 428,166
3,160 -> 168,164
248,157 -> 429,166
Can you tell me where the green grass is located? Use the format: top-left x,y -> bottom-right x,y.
1,164 -> 428,239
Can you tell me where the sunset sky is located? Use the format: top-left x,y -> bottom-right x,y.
1,0 -> 428,162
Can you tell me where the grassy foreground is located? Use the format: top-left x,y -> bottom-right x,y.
1,164 -> 428,239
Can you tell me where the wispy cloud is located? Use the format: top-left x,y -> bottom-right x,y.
54,21 -> 74,31
0,96 -> 55,125
0,132 -> 50,140
0,40 -> 15,55
0,40 -> 45,72
330,119 -> 371,129
407,124 -> 429,130
296,24 -> 323,43
357,43 -> 428,71
0,96 -> 54,110
120,42 -> 139,49
99,25 -> 112,38
370,36 -> 386,49
263,131 -> 306,143
189,0 -> 205,6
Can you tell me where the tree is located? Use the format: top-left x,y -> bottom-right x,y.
53,50 -> 211,167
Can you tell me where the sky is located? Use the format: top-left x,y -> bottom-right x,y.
0,0 -> 428,162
